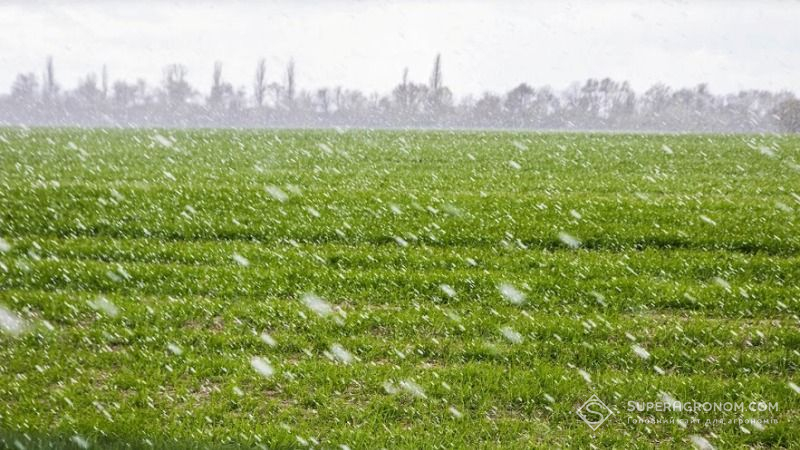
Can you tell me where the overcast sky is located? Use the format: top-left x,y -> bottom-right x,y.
0,0 -> 798,97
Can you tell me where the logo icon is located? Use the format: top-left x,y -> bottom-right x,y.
577,394 -> 613,430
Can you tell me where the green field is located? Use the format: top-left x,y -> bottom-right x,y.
1,129 -> 799,449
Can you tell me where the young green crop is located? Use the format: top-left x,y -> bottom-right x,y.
0,129 -> 799,449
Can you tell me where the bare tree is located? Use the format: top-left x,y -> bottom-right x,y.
315,88 -> 331,114
136,79 -> 150,105
42,56 -> 58,103
334,86 -> 343,112
285,59 -> 295,107
505,83 -> 534,126
429,54 -> 442,92
74,73 -> 103,107
162,64 -> 192,106
391,67 -> 431,120
774,98 -> 800,133
209,61 -> 223,107
112,80 -> 138,107
399,68 -> 410,110
427,54 -> 451,117
254,58 -> 267,107
473,93 -> 502,125
268,82 -> 283,107
101,65 -> 108,100
208,62 -> 235,111
11,73 -> 38,103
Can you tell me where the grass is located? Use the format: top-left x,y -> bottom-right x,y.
0,128 -> 799,449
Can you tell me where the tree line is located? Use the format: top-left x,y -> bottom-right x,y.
1,55 -> 799,132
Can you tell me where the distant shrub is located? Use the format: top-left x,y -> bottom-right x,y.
774,98 -> 800,133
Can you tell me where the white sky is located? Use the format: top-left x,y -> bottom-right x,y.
0,0 -> 798,97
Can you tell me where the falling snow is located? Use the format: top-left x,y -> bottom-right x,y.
87,296 -> 120,317
499,326 -> 523,344
250,356 -> 275,378
557,232 -> 581,249
689,435 -> 715,450
498,283 -> 525,305
232,253 -> 250,267
0,305 -> 26,336
631,344 -> 651,360
265,185 -> 289,202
